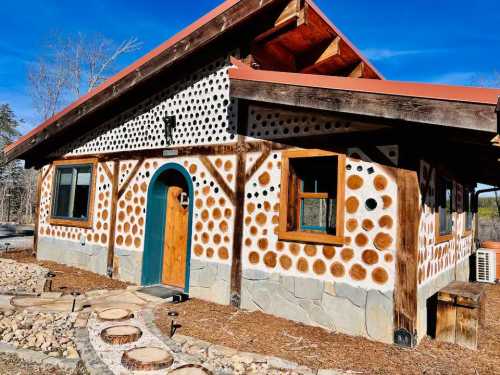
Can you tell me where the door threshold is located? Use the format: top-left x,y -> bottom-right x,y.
137,284 -> 188,301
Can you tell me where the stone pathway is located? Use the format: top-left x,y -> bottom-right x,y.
0,282 -> 347,374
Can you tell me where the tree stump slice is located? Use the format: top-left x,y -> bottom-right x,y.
100,325 -> 142,345
168,364 -> 214,374
121,347 -> 174,371
97,308 -> 133,322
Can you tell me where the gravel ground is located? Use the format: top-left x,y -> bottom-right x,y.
155,284 -> 500,374
0,352 -> 82,375
0,250 -> 129,293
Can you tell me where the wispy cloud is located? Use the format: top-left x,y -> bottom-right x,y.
429,71 -> 480,86
362,48 -> 446,61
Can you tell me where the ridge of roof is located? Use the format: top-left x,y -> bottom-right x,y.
229,65 -> 500,106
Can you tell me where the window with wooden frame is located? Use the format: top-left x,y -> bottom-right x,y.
49,159 -> 97,228
463,187 -> 474,234
279,150 -> 345,245
435,176 -> 453,242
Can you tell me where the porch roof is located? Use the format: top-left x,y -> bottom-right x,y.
229,62 -> 500,132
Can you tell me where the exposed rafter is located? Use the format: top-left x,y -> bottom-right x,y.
250,0 -> 380,79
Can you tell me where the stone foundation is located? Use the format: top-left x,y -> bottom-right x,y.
38,237 -> 108,276
240,269 -> 394,344
37,237 -> 142,284
188,260 -> 231,305
416,256 -> 470,342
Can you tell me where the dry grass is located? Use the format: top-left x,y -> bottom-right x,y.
155,284 -> 500,374
0,249 -> 129,293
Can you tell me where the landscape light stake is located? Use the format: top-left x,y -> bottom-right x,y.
71,292 -> 81,312
46,271 -> 56,291
168,311 -> 179,338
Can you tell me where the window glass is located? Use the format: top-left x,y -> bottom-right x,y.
290,156 -> 338,234
438,177 -> 453,236
53,165 -> 92,220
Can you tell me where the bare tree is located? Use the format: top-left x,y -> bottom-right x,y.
28,33 -> 141,120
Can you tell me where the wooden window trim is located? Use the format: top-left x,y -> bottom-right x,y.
279,149 -> 345,245
49,158 -> 97,229
435,176 -> 453,244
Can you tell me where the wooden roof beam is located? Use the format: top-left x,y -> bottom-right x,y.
300,37 -> 360,75
253,0 -> 305,44
230,78 -> 499,133
349,62 -> 379,79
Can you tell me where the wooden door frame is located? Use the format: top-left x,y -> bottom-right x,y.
141,163 -> 194,293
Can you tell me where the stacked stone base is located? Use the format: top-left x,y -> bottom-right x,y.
240,269 -> 394,344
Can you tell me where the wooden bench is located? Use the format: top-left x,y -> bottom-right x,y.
436,281 -> 486,350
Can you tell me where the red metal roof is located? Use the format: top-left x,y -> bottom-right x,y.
228,64 -> 500,105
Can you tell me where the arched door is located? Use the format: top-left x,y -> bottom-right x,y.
142,163 -> 193,292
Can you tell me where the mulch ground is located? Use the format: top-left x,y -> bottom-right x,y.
0,250 -> 129,293
155,284 -> 500,374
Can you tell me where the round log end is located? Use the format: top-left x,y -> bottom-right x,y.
122,347 -> 174,371
168,364 -> 214,374
100,325 -> 142,345
97,307 -> 133,322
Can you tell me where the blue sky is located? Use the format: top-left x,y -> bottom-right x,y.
0,0 -> 499,134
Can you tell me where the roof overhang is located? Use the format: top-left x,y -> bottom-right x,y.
229,66 -> 500,134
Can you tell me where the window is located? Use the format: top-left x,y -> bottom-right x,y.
463,187 -> 474,232
279,150 -> 345,245
50,159 -> 96,228
435,176 -> 453,242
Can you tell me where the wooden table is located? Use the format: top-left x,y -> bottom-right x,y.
436,281 -> 486,350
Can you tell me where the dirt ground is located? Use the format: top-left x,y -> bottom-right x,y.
155,284 -> 500,374
0,250 -> 129,293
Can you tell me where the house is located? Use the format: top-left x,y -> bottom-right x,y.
4,0 -> 500,347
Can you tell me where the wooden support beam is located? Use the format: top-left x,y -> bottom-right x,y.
33,170 -> 43,256
230,135 -> 247,307
245,142 -> 272,180
106,160 -> 120,277
349,62 -> 378,79
199,156 -> 236,205
394,168 -> 420,347
231,78 -> 499,133
101,162 -> 113,182
253,0 -> 304,44
118,158 -> 145,199
301,37 -> 359,75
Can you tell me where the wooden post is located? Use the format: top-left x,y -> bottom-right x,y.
32,169 -> 43,256
394,168 -> 420,347
106,160 -> 120,277
230,100 -> 249,307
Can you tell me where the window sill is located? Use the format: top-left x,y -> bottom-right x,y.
49,217 -> 93,229
278,230 -> 345,245
435,233 -> 453,244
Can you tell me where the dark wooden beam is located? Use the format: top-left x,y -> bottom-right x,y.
199,156 -> 236,205
118,158 -> 145,199
106,160 -> 120,277
394,168 -> 420,347
231,78 -> 498,133
4,0 -> 284,162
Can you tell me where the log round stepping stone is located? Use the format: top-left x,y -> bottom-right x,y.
121,347 -> 173,371
168,364 -> 214,374
97,307 -> 133,322
100,325 -> 142,345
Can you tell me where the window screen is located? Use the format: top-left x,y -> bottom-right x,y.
437,177 -> 453,236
